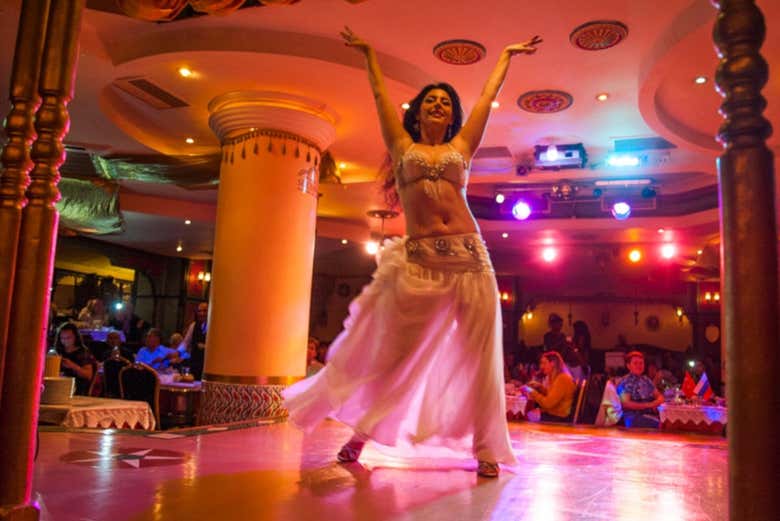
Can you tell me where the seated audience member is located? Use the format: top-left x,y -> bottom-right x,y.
169,332 -> 190,362
55,323 -> 96,395
521,351 -> 576,423
646,359 -> 677,391
306,337 -> 325,377
617,351 -> 665,428
136,329 -> 180,371
106,331 -> 135,361
77,298 -> 108,327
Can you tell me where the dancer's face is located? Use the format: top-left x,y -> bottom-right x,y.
417,88 -> 453,130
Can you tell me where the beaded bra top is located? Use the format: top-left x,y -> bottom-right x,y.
395,143 -> 469,200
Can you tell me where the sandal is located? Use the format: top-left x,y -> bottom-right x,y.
336,440 -> 365,463
477,460 -> 500,478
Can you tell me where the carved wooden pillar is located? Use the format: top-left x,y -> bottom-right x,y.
0,0 -> 50,408
0,1 -> 85,519
712,1 -> 779,519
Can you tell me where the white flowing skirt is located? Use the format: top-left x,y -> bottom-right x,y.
282,232 -> 516,464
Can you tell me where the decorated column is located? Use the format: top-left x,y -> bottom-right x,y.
0,1 -> 85,519
712,1 -> 779,519
199,91 -> 336,424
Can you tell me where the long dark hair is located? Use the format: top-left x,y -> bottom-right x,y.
55,322 -> 87,354
381,82 -> 464,208
572,320 -> 591,351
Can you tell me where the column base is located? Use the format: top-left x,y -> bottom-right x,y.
198,381 -> 288,425
0,504 -> 39,521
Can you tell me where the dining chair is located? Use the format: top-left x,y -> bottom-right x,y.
571,378 -> 588,425
103,355 -> 131,399
119,362 -> 161,428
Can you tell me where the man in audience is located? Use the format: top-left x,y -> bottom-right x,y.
543,313 -> 567,354
106,331 -> 135,361
647,358 -> 677,391
617,351 -> 664,428
136,329 -> 180,371
109,302 -> 149,345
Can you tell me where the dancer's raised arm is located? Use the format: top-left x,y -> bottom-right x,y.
454,36 -> 542,158
341,27 -> 410,155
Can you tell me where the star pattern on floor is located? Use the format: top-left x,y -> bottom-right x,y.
60,447 -> 190,469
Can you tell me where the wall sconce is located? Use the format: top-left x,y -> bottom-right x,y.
197,271 -> 212,282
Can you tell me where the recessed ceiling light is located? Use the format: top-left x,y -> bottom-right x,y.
185,137 -> 194,144
341,239 -> 348,245
694,76 -> 707,84
401,102 -> 410,110
596,93 -> 609,101
501,232 -> 509,239
184,219 -> 191,225
491,100 -> 500,108
178,67 -> 193,78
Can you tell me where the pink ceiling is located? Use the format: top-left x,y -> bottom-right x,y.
1,0 -> 777,270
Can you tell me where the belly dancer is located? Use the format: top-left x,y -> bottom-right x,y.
283,27 -> 542,478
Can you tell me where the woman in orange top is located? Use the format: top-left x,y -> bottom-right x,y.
523,351 -> 576,423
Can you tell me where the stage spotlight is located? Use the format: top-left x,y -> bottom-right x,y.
628,249 -> 642,263
511,200 -> 532,220
611,201 -> 631,220
660,243 -> 676,259
542,247 -> 557,263
592,188 -> 603,198
495,193 -> 505,204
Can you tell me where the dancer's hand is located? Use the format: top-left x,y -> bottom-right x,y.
340,26 -> 372,55
504,35 -> 543,56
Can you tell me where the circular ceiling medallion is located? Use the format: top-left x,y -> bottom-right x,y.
517,90 -> 573,113
570,20 -> 629,51
433,39 -> 486,65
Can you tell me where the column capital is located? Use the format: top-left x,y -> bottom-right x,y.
208,90 -> 337,152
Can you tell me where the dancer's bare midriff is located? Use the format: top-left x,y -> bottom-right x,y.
399,183 -> 479,239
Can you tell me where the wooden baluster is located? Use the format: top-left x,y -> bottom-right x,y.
712,1 -> 779,519
0,1 -> 85,519
0,0 -> 50,410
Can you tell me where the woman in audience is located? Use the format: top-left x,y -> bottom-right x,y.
77,298 -> 107,327
55,323 -> 96,395
522,351 -> 576,423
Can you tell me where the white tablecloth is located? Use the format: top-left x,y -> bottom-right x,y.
658,403 -> 728,426
506,395 -> 528,416
39,396 -> 156,430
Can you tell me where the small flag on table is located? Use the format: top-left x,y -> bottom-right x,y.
693,372 -> 714,400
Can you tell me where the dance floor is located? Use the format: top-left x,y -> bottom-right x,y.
33,421 -> 727,520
